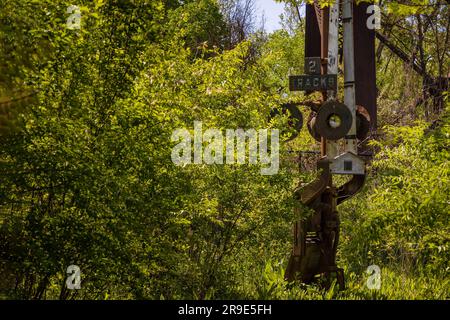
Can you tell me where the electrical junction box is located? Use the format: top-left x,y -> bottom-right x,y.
330,152 -> 365,175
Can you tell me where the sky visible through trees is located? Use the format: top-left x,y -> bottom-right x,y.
255,0 -> 285,33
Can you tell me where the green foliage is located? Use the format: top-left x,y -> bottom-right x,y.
0,0 -> 448,301
233,260 -> 449,299
0,0 -> 299,299
340,106 -> 450,280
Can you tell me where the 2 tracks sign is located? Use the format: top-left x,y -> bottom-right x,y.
289,74 -> 337,92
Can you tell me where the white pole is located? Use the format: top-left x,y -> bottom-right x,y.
343,0 -> 358,155
326,0 -> 340,159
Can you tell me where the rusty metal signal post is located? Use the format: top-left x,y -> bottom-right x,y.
284,0 -> 377,289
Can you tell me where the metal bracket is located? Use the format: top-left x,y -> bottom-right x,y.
294,159 -> 330,206
337,173 -> 366,205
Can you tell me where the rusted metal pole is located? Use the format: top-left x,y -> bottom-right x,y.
305,4 -> 321,58
320,6 -> 329,158
354,2 -> 377,131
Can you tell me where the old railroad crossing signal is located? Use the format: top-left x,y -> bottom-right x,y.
283,0 -> 376,290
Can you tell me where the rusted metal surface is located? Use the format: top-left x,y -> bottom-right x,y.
314,1 -> 324,36
356,105 -> 371,141
286,159 -> 332,282
354,2 -> 377,131
337,174 -> 366,205
307,113 -> 321,142
319,4 -> 329,159
285,164 -> 344,288
294,159 -> 331,206
305,4 -> 321,58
